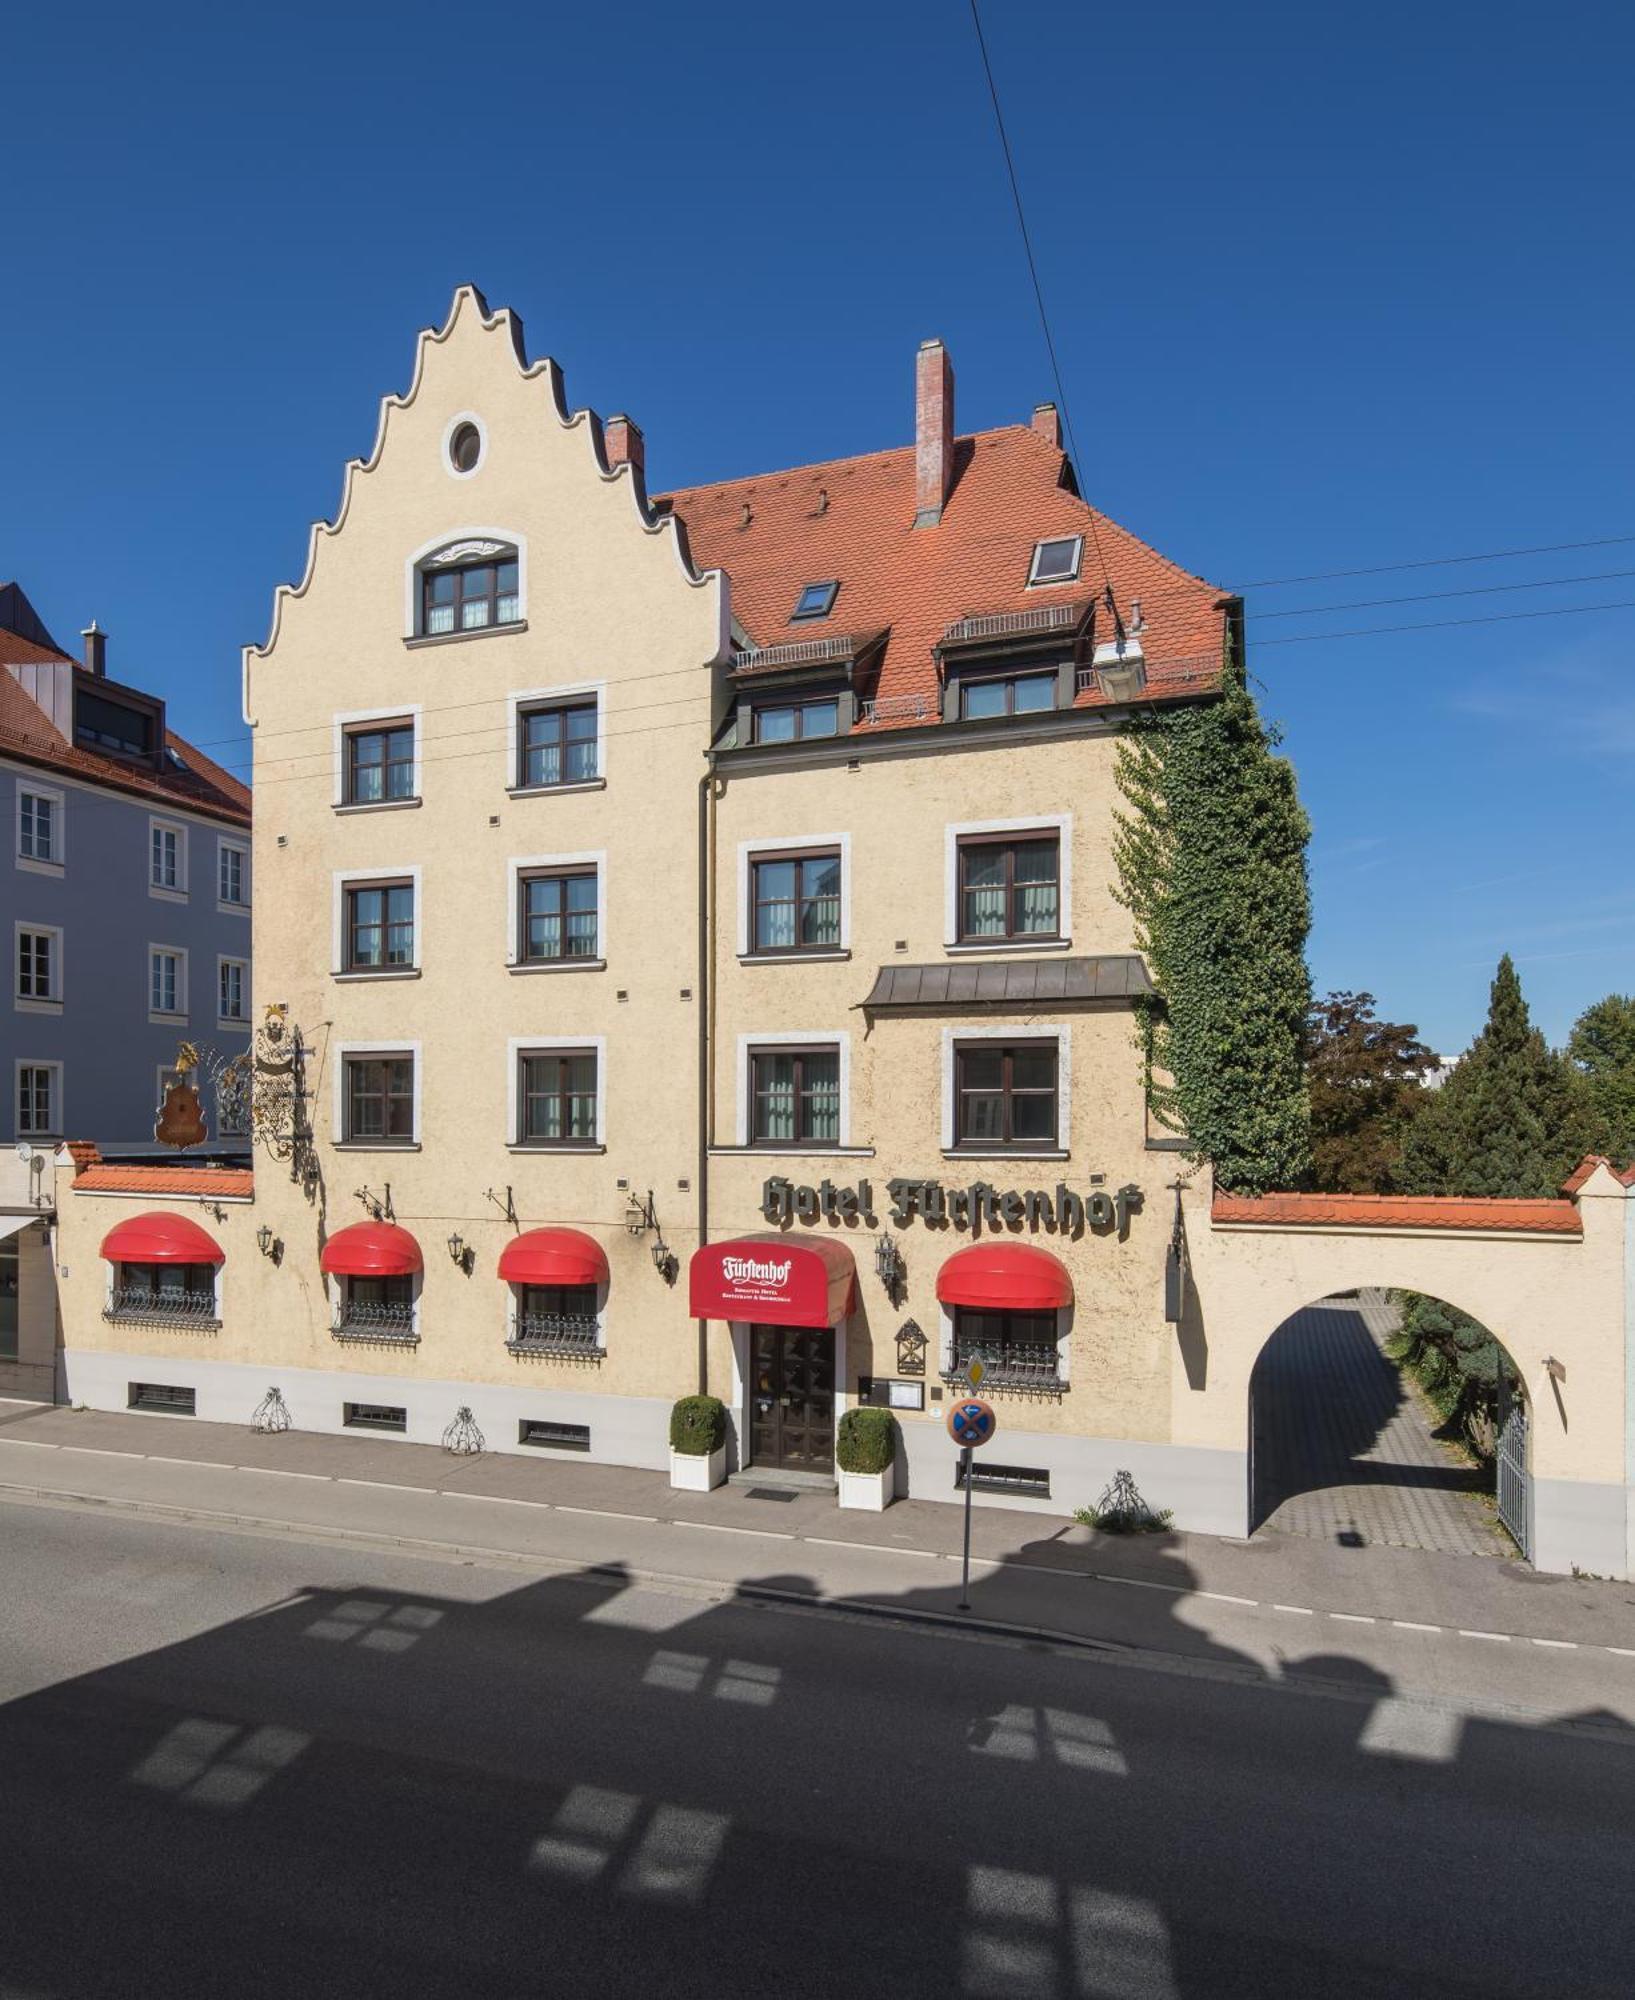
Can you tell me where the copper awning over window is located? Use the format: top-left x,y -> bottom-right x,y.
860,955 -> 1152,1013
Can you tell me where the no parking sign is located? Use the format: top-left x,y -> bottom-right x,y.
946,1398 -> 997,1449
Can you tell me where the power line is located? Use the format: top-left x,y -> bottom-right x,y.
967,0 -> 1111,596
1235,533 -> 1635,591
1255,596 -> 1635,648
1246,565 -> 1635,622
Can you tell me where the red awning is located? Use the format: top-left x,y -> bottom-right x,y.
320,1221 -> 423,1278
689,1233 -> 857,1329
497,1228 -> 610,1288
936,1242 -> 1074,1312
100,1211 -> 226,1267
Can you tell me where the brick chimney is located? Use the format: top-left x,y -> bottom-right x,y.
81,620 -> 106,676
604,414 -> 645,478
914,339 -> 954,527
1032,403 -> 1061,448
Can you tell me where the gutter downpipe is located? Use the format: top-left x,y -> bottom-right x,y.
696,757 -> 717,1397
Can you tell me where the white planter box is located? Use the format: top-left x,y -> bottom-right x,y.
670,1445 -> 726,1492
837,1460 -> 896,1511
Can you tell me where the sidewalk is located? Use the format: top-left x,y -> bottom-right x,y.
2,1400 -> 1633,1672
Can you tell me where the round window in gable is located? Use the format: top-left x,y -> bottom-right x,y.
448,421 -> 482,475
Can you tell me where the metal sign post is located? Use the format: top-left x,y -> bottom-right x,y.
947,1368 -> 998,1611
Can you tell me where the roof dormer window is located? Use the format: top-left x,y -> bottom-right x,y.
1027,536 -> 1082,587
418,539 -> 521,637
791,581 -> 839,621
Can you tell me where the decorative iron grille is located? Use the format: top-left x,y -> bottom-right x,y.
944,1342 -> 1064,1394
506,1313 -> 603,1360
104,1287 -> 220,1329
331,1300 -> 418,1343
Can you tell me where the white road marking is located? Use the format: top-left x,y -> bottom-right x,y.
1329,1612 -> 1376,1624
1272,1603 -> 1315,1616
1392,1620 -> 1442,1633
1458,1629 -> 1511,1642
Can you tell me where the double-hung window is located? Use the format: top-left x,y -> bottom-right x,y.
345,725 -> 416,806
519,701 -> 598,789
218,958 -> 247,1022
149,948 -> 185,1018
345,883 -> 416,972
750,850 -> 841,954
150,821 -> 183,894
519,869 -> 598,963
959,671 -> 1057,720
957,832 -> 1060,942
953,1040 -> 1058,1149
218,841 -> 247,906
518,1050 -> 598,1147
344,1055 -> 416,1144
16,928 -> 57,1003
750,1045 -> 841,1147
422,556 -> 520,636
18,790 -> 57,865
16,1064 -> 58,1137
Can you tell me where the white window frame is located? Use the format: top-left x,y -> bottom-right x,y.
506,680 -> 607,794
737,833 -> 852,960
148,817 -> 188,900
735,1031 -> 852,1150
404,526 -> 528,639
14,921 -> 63,1011
1027,534 -> 1083,587
940,1023 -> 1071,1155
507,1036 -> 607,1150
944,813 -> 1072,951
217,955 -> 249,1026
333,1041 -> 423,1149
332,867 -> 423,978
217,836 -> 249,912
15,781 -> 64,876
332,706 -> 423,811
15,1059 -> 62,1139
506,850 -> 607,972
441,410 -> 488,481
148,944 -> 189,1023
937,1298 -> 1073,1387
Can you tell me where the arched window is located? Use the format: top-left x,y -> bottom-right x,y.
416,537 -> 521,637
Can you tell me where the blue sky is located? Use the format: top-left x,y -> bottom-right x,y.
3,0 -> 1630,1053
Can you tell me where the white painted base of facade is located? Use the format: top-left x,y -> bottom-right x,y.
1533,1476 -> 1628,1580
59,1347 -> 674,1471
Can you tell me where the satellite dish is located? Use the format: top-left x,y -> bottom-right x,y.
14,1142 -> 31,1163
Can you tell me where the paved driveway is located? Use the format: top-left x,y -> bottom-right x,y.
1251,1295 -> 1513,1558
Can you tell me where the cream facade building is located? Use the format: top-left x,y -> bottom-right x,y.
50,290 -> 1635,1579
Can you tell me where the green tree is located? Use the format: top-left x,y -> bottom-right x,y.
1305,990 -> 1437,1193
1399,955 -> 1597,1198
1568,992 -> 1635,1164
1113,651 -> 1312,1194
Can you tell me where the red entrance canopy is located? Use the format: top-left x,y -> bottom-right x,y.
689,1234 -> 857,1329
320,1221 -> 423,1278
497,1228 -> 610,1288
100,1211 -> 225,1267
936,1241 -> 1073,1312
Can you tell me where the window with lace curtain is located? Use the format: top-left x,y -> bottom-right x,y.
956,832 -> 1060,942
749,1045 -> 841,1147
419,546 -> 520,635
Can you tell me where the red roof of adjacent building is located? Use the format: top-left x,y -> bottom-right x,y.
659,423 -> 1231,730
0,603 -> 250,827
75,1165 -> 255,1198
1211,1190 -> 1583,1236
1560,1154 -> 1635,1194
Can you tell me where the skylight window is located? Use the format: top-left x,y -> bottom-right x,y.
1028,536 -> 1082,586
792,581 -> 839,621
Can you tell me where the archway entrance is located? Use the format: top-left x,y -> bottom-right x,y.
1249,1288 -> 1526,1558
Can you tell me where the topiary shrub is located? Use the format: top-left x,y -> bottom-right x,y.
836,1406 -> 895,1476
669,1395 -> 726,1456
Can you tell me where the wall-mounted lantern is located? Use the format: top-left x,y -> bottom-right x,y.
255,1223 -> 283,1265
447,1231 -> 473,1276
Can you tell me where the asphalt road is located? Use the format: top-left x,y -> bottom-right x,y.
0,1500 -> 1632,1999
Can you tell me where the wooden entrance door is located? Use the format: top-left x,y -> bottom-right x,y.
749,1325 -> 835,1472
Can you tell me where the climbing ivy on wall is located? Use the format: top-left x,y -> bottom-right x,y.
1113,650 -> 1313,1195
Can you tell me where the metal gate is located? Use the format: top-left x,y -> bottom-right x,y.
1497,1404 -> 1530,1560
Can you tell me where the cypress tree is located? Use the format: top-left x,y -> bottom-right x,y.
1113,651 -> 1312,1195
1399,955 -> 1598,1198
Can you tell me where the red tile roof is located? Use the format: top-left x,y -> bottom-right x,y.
0,643 -> 250,827
1212,1190 -> 1582,1236
74,1165 -> 254,1198
659,425 -> 1230,730
1560,1154 -> 1635,1194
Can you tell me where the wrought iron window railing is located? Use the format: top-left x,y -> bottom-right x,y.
331,1300 -> 419,1344
506,1313 -> 603,1360
104,1287 -> 220,1330
944,1342 -> 1064,1394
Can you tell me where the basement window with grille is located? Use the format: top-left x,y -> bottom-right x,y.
343,1402 -> 407,1434
127,1382 -> 196,1416
518,1418 -> 592,1452
954,1459 -> 1051,1498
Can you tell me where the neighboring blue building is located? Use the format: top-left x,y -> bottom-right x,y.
1,583 -> 252,1153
